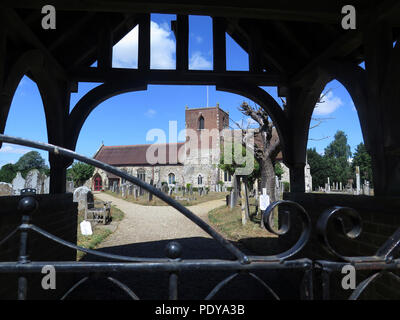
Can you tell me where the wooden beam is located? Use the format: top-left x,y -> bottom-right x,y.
290,30 -> 363,85
2,8 -> 67,80
97,15 -> 113,70
212,17 -> 226,72
49,12 -> 95,51
271,21 -> 311,59
2,1 -> 346,24
138,13 -> 150,70
176,15 -> 188,71
69,67 -> 285,86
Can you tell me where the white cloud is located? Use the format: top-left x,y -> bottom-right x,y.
195,36 -> 203,43
313,91 -> 343,115
0,143 -> 29,155
112,21 -> 176,69
144,108 -> 157,118
189,51 -> 212,70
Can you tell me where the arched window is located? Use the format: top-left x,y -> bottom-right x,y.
168,173 -> 175,184
224,171 -> 232,182
198,115 -> 204,130
137,168 -> 146,182
198,174 -> 203,185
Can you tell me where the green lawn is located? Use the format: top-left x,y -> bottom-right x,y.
76,204 -> 125,260
208,198 -> 279,254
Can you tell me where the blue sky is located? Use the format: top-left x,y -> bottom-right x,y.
1,14 -> 363,167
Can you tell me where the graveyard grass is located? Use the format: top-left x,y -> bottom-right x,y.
76,204 -> 125,260
103,190 -> 229,206
208,199 -> 278,254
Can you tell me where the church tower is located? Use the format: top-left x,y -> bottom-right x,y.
183,104 -> 229,187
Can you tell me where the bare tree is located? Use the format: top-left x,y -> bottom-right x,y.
238,102 -> 280,202
236,90 -> 332,202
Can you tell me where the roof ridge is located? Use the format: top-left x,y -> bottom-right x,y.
103,142 -> 185,148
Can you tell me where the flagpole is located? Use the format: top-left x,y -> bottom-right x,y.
207,86 -> 209,107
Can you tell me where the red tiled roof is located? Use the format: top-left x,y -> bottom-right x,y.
94,143 -> 185,166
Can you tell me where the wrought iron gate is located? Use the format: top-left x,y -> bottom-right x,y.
0,134 -> 400,300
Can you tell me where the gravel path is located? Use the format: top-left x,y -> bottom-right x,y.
94,192 -> 225,248
71,193 -> 300,300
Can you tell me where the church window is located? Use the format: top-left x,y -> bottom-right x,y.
137,168 -> 146,182
224,171 -> 232,182
198,115 -> 204,130
168,173 -> 175,184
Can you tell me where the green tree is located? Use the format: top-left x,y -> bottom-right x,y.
352,142 -> 373,186
323,130 -> 352,186
219,142 -> 260,188
306,148 -> 329,189
0,163 -> 17,183
69,162 -> 95,187
14,151 -> 48,177
274,162 -> 284,180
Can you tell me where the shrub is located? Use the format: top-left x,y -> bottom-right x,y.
283,181 -> 290,192
227,187 -> 233,192
193,187 -> 198,192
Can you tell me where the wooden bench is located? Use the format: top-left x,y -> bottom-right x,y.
84,192 -> 111,224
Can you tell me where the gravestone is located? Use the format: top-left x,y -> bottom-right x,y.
66,180 -> 74,193
12,172 -> 25,195
43,176 -> 50,194
364,180 -> 370,196
327,177 -> 330,192
25,169 -> 45,194
134,187 -> 139,199
356,166 -> 361,195
73,186 -> 91,211
123,184 -> 127,197
128,184 -> 133,196
0,182 -> 13,196
148,179 -> 153,201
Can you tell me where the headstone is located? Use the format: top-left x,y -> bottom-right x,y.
356,166 -> 360,195
73,186 -> 91,211
327,177 -> 330,192
25,169 -> 41,192
128,184 -> 133,195
12,172 -> 25,195
340,182 -> 342,191
66,180 -> 74,193
121,184 -> 126,198
230,191 -> 235,209
0,182 -> 13,196
148,179 -> 153,202
364,180 -> 370,196
44,176 -> 50,194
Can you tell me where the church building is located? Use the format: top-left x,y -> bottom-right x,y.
91,104 -> 312,192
